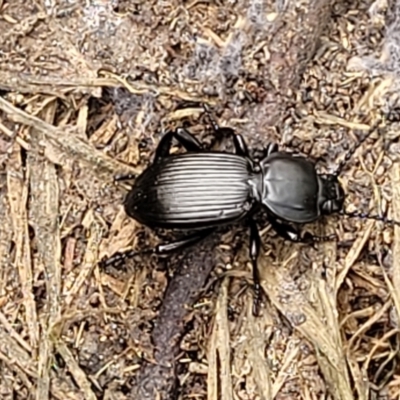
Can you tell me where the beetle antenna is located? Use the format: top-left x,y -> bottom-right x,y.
333,118 -> 382,177
202,103 -> 220,132
340,210 -> 400,227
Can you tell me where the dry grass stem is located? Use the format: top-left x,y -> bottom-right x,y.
259,253 -> 353,400
27,102 -> 62,400
391,164 -> 400,321
7,145 -> 39,350
64,213 -> 103,307
56,341 -> 97,400
207,277 -> 233,400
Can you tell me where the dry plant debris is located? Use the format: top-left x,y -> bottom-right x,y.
0,0 -> 400,399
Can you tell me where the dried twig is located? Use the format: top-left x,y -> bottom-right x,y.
0,70 -> 217,103
0,96 -> 139,177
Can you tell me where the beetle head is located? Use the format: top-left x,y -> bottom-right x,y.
318,174 -> 345,215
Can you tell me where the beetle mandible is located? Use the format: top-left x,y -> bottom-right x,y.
101,105 -> 398,315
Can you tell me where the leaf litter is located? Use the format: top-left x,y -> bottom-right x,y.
0,0 -> 400,399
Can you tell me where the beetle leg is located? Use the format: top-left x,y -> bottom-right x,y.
256,143 -> 279,161
248,218 -> 262,316
202,103 -> 249,157
268,217 -> 336,243
202,102 -> 221,132
210,126 -> 250,157
114,173 -> 136,182
99,228 -> 215,268
154,228 -> 215,253
154,128 -> 203,162
232,132 -> 250,157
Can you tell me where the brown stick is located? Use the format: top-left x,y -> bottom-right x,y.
130,234 -> 219,399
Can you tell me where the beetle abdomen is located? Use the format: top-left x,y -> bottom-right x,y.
125,153 -> 254,229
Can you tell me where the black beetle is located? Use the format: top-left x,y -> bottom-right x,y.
101,105 -> 397,315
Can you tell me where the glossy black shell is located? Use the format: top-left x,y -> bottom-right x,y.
124,152 -> 257,229
261,152 -> 321,223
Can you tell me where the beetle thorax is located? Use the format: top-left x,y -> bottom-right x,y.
257,153 -> 328,224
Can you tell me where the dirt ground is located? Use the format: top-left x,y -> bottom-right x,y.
1,0 -> 400,399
